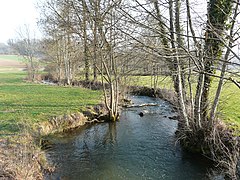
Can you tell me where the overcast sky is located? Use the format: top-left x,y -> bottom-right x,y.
0,0 -> 41,44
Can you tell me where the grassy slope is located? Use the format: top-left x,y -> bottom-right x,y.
127,75 -> 173,89
0,56 -> 102,134
130,75 -> 240,132
216,82 -> 240,131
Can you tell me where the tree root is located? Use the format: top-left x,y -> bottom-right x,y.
86,119 -> 105,123
177,121 -> 239,179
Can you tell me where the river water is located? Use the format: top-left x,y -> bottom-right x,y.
46,96 -> 218,180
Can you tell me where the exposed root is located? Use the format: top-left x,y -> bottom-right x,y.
206,121 -> 240,179
177,120 -> 240,179
86,119 -> 105,123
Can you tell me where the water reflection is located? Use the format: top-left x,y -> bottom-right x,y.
103,122 -> 117,146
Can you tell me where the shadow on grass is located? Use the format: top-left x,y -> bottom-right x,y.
0,120 -> 20,134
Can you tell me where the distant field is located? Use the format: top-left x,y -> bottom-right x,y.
0,55 -> 26,72
0,55 -> 24,61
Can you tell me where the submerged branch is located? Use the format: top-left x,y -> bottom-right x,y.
123,103 -> 159,108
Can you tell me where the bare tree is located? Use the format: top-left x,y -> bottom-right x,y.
9,25 -> 39,81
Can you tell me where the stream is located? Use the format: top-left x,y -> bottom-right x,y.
45,96 -> 220,180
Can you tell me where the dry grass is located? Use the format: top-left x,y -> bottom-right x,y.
0,134 -> 47,180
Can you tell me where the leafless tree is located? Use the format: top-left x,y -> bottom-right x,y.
9,24 -> 40,81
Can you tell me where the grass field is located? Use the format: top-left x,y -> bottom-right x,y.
127,75 -> 173,89
0,55 -> 102,135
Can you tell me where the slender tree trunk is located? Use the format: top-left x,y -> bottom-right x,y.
194,71 -> 205,128
63,37 -> 70,85
30,55 -> 35,81
93,21 -> 98,81
93,0 -> 99,81
186,0 -> 198,45
82,0 -> 90,81
152,0 -> 189,127
186,0 -> 205,128
175,0 -> 186,100
169,0 -> 189,127
186,16 -> 194,119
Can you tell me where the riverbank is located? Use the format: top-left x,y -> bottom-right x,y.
0,72 -> 102,135
71,76 -> 240,135
0,134 -> 48,179
0,72 -> 103,179
0,74 -> 239,178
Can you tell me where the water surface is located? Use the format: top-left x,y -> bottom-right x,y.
46,96 -> 215,180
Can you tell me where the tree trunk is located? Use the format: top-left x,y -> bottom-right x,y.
201,0 -> 233,122
169,0 -> 189,127
82,0 -> 90,81
93,19 -> 98,81
209,1 -> 238,123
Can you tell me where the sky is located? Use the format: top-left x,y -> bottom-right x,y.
0,0 -> 41,44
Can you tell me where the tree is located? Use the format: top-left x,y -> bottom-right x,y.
8,25 -> 40,81
200,0 -> 234,124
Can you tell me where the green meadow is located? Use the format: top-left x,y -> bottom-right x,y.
216,82 -> 240,132
0,56 -> 102,135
